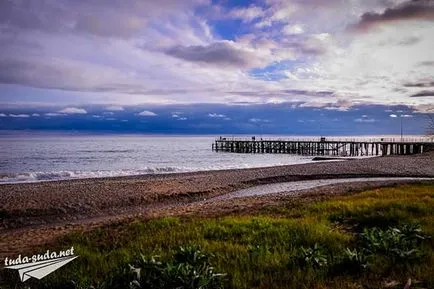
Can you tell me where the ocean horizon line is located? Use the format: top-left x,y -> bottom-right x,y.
0,130 -> 428,138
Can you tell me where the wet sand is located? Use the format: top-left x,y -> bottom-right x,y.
0,152 -> 433,257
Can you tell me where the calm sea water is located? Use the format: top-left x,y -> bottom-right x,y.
0,133 -> 427,184
0,134 -> 316,184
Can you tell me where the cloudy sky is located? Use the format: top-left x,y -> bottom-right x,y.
0,0 -> 433,134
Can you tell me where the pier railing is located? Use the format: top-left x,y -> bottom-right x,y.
212,136 -> 434,156
215,136 -> 434,143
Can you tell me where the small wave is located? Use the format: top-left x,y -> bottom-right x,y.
0,167 -> 184,184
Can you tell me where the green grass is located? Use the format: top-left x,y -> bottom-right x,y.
1,183 -> 433,289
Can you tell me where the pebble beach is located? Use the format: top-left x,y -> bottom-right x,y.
0,152 -> 433,258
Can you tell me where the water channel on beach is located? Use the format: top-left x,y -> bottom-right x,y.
212,177 -> 434,200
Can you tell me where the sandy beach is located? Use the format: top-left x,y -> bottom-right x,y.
1,152 -> 433,258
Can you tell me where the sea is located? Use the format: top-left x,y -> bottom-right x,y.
0,133 -> 427,184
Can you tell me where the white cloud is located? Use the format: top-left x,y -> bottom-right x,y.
249,118 -> 269,123
45,113 -> 64,116
138,110 -> 157,116
32,113 -> 40,116
255,19 -> 273,28
208,113 -> 226,118
229,6 -> 263,22
9,114 -> 30,118
105,105 -> 124,111
58,107 -> 87,114
282,24 -> 304,35
401,114 -> 413,118
270,5 -> 296,22
354,118 -> 376,123
323,106 -> 350,112
302,22 -> 434,108
0,113 -> 6,117
389,114 -> 398,118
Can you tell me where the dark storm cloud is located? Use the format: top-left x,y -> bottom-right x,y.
165,42 -> 254,67
352,0 -> 434,31
410,90 -> 434,97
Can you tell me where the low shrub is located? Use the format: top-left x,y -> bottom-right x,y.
358,224 -> 429,263
296,243 -> 328,269
127,245 -> 225,289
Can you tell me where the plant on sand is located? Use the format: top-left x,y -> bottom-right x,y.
126,245 -> 226,289
297,243 -> 329,269
358,224 -> 429,263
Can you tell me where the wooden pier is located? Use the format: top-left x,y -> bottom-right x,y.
212,137 -> 434,156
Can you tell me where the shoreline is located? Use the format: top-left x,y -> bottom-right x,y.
0,154 -> 421,186
2,154 -> 377,186
0,161 -> 318,185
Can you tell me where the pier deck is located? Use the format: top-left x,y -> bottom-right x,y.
212,137 -> 434,156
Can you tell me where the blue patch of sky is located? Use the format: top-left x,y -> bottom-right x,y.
249,60 -> 307,81
205,0 -> 270,40
212,0 -> 266,9
250,65 -> 287,81
209,19 -> 245,40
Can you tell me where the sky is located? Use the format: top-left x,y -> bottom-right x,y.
0,0 -> 433,134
